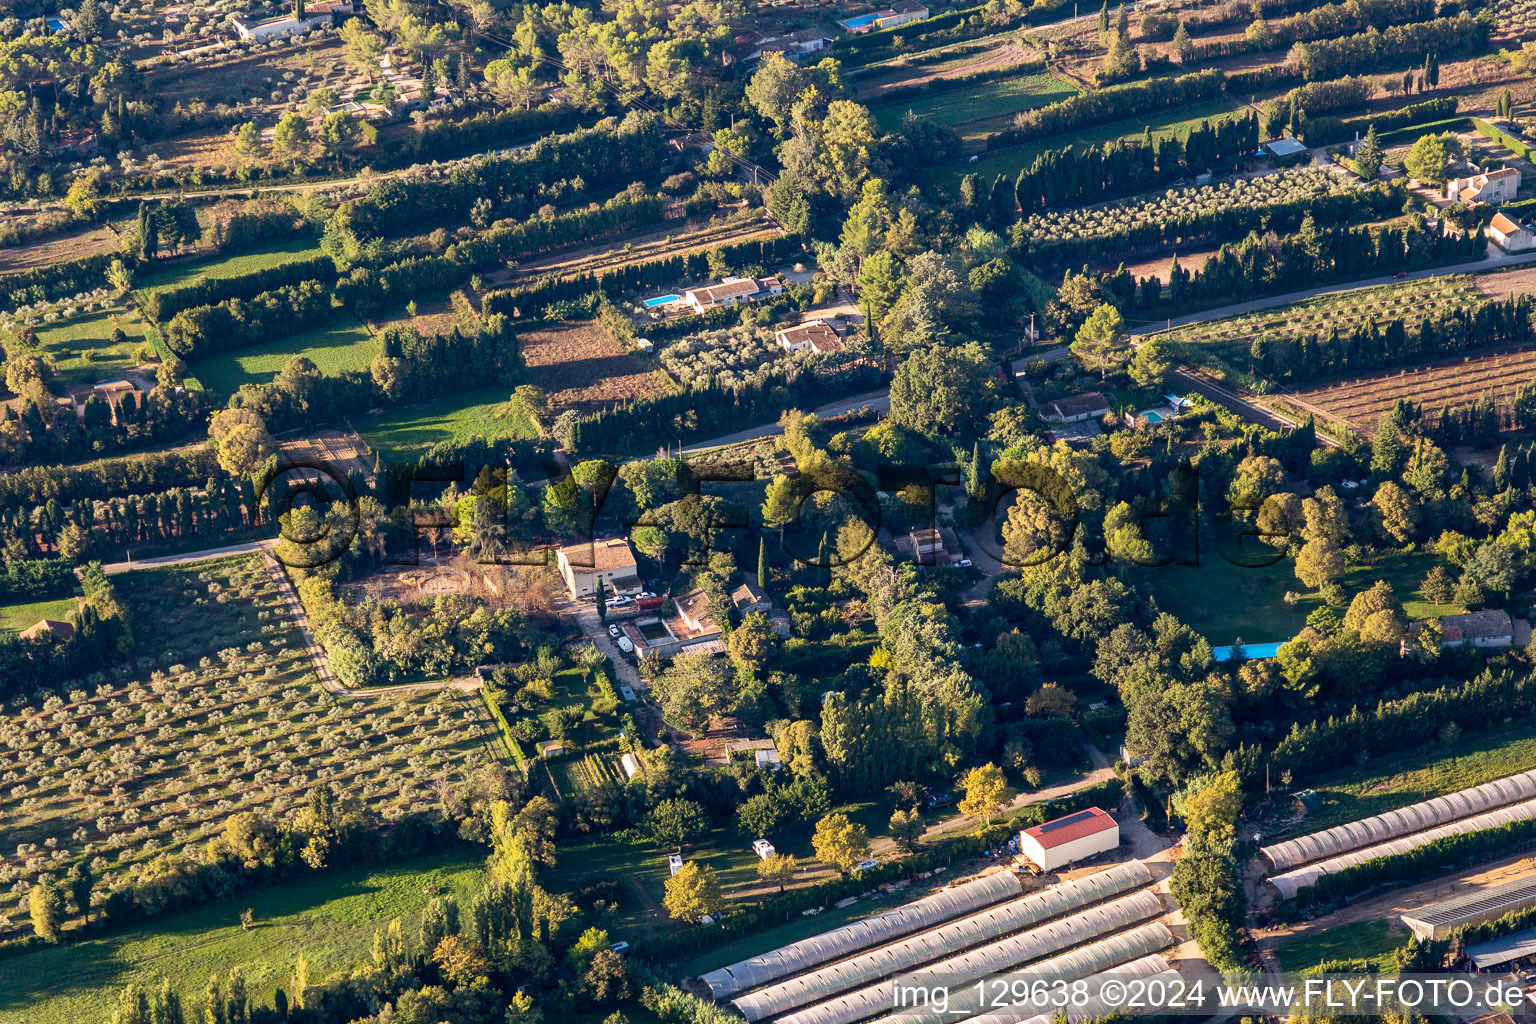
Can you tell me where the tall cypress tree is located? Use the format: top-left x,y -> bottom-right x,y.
757,537 -> 769,592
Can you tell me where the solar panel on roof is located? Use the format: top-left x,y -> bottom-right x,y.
1040,810 -> 1097,832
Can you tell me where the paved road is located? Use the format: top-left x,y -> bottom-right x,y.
669,389 -> 892,458
1128,248 -> 1536,338
100,539 -> 274,574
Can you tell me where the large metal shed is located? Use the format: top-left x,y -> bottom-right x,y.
699,871 -> 1022,999
731,863 -> 1151,1021
1268,797 -> 1536,900
1003,959 -> 1177,1024
1261,768 -> 1536,872
868,922 -> 1174,1024
1400,877 -> 1536,940
771,889 -> 1165,1024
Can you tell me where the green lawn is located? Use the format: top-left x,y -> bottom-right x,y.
132,237 -> 323,299
1142,549 -> 1462,646
942,97 -> 1246,187
869,73 -> 1078,136
1276,917 -> 1406,972
1270,717 -> 1536,842
192,316 -> 378,394
356,386 -> 539,454
24,308 -> 152,387
0,595 -> 77,635
0,850 -> 485,1024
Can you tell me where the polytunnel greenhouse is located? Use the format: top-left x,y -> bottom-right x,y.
869,922 -> 1175,1024
1268,796 -> 1536,899
731,862 -> 1152,1021
700,871 -> 1022,999
771,890 -> 1166,1024
1004,958 -> 1177,1024
1261,768 -> 1536,871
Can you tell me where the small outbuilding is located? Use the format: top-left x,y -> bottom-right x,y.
1489,212 -> 1535,252
1017,807 -> 1119,871
1263,137 -> 1308,159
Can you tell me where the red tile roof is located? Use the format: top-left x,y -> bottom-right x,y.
1021,806 -> 1116,849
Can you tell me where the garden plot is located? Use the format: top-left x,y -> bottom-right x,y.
659,325 -> 791,390
13,308 -> 155,388
1017,167 -> 1358,247
0,555 -> 495,940
522,320 -> 667,411
1165,275 -> 1487,361
1284,345 -> 1536,433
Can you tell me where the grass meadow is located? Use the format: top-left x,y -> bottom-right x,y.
0,850 -> 486,1024
1276,917 -> 1406,972
0,596 -> 78,635
27,308 -> 152,387
356,385 -> 539,454
869,73 -> 1078,138
132,237 -> 324,300
191,316 -> 378,393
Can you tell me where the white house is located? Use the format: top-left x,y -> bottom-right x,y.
683,276 -> 781,314
1041,392 -> 1111,424
232,0 -> 353,39
1489,212 -> 1535,252
555,537 -> 641,598
775,319 -> 844,354
1447,166 -> 1521,204
1017,807 -> 1119,871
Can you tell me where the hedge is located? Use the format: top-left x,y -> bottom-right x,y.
480,683 -> 529,766
0,252 -> 114,313
1303,96 -> 1459,147
1474,117 -> 1536,162
142,253 -> 338,323
1297,818 -> 1536,906
0,558 -> 76,603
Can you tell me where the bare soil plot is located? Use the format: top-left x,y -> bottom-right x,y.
1091,247 -> 1220,283
0,224 -> 120,273
1283,345 -> 1536,433
521,320 -> 669,412
276,428 -> 372,478
854,41 -> 1037,100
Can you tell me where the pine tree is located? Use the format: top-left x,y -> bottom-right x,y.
1171,21 -> 1193,63
1354,123 -> 1382,180
816,533 -> 831,587
967,440 -> 983,499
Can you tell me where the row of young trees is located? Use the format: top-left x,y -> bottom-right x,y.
0,447 -> 219,512
0,383 -> 212,469
1303,95 -> 1457,147
143,254 -> 335,323
1291,12 -> 1492,81
992,68 -> 1225,146
1182,0 -> 1436,63
163,280 -> 333,359
1246,293 -> 1536,384
0,557 -> 75,601
1428,388 -> 1536,446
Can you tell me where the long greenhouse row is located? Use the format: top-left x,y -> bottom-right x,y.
1261,768 -> 1536,872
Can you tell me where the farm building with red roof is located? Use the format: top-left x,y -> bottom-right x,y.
1018,806 -> 1119,871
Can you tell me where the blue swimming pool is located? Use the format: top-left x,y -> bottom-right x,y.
643,294 -> 681,308
45,16 -> 66,30
841,12 -> 882,27
1211,641 -> 1285,661
1142,410 -> 1165,423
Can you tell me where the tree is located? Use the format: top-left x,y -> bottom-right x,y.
1071,303 -> 1129,378
647,798 -> 709,850
340,19 -> 384,79
67,861 -> 93,925
595,577 -> 607,624
1422,564 -> 1456,605
1354,123 -> 1382,180
64,173 -> 103,218
957,763 -> 1011,824
208,408 -> 274,475
29,878 -> 64,942
1370,480 -> 1419,544
1128,337 -> 1174,390
233,121 -> 263,162
756,853 -> 798,893
889,808 -> 923,852
888,342 -> 994,440
484,59 -> 542,109
813,812 -> 871,874
1294,535 -> 1344,591
761,474 -> 799,541
1181,771 -> 1241,841
321,110 -> 360,154
652,651 -> 739,729
1171,21 -> 1194,63
1402,132 -> 1461,186
663,861 -> 723,922
433,934 -> 492,987
737,792 -> 791,839
757,537 -> 770,591
1025,682 -> 1076,718
272,113 -> 312,162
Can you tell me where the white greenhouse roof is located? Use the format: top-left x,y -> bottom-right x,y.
773,889 -> 1165,1024
732,862 -> 1150,1021
699,870 -> 1021,998
870,922 -> 1174,1024
1268,797 -> 1536,900
1262,769 -> 1536,872
1402,877 -> 1536,930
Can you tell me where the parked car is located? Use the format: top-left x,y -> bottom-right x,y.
1392,271 -> 1408,279
609,941 -> 630,955
926,791 -> 953,810
607,624 -> 622,639
617,636 -> 634,654
957,559 -> 973,568
610,595 -> 634,607
637,591 -> 656,600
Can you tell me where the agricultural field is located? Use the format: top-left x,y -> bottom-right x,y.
0,555 -> 497,942
868,72 -> 1079,138
0,596 -> 79,635
944,97 -> 1248,184
1282,345 -> 1536,434
1165,274 -> 1485,362
1275,917 -> 1406,972
521,320 -> 667,411
505,213 -> 783,283
1018,167 -> 1358,246
0,224 -> 121,274
355,385 -> 539,454
852,38 -> 1039,100
191,316 -> 378,393
21,308 -> 153,388
0,849 -> 487,1024
659,325 -> 789,390
131,237 -> 324,300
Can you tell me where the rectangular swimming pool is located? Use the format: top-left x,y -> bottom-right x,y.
841,13 -> 882,27
1211,641 -> 1285,661
643,294 -> 681,308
